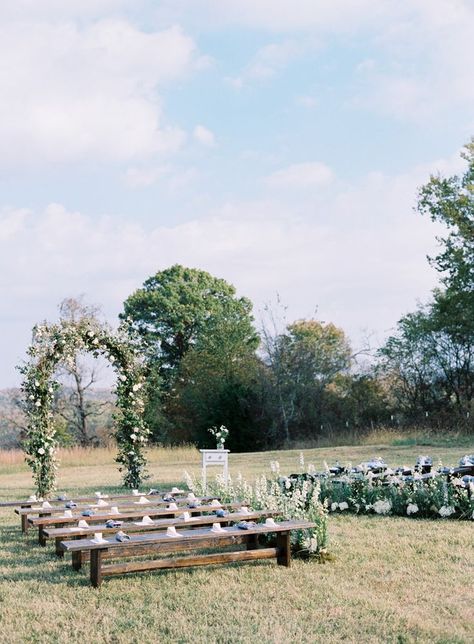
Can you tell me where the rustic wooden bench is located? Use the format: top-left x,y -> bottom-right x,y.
28,502 -> 243,546
60,519 -> 315,587
15,495 -> 219,534
4,488 -> 180,510
54,509 -> 276,562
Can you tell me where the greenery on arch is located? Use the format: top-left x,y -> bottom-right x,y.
19,317 -> 150,496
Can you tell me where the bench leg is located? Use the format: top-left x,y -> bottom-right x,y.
90,549 -> 104,588
21,514 -> 28,534
72,550 -> 83,571
276,531 -> 291,567
55,537 -> 64,558
246,534 -> 259,550
38,526 -> 46,547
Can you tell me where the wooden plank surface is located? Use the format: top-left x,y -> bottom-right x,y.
69,534 -> 251,571
29,502 -> 243,527
15,496 -> 219,516
61,520 -> 315,552
45,509 -> 275,539
3,489 -> 188,508
102,547 -> 278,576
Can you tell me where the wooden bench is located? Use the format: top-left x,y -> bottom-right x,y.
53,509 -> 277,562
4,489 -> 180,510
15,495 -> 219,534
28,502 -> 244,546
60,519 -> 315,587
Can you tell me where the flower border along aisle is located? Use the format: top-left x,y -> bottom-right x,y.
19,317 -> 150,497
183,468 -> 330,560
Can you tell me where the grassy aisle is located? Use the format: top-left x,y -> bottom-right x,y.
0,444 -> 473,643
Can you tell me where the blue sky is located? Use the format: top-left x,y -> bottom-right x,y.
1,0 -> 473,387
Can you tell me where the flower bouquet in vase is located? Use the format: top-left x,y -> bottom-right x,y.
208,425 -> 229,450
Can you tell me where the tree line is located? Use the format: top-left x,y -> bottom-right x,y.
121,139 -> 473,448
2,140 -> 473,450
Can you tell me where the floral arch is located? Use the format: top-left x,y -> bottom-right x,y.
19,317 -> 150,497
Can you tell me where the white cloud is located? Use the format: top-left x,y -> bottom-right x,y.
0,0 -> 131,20
0,19 -> 197,167
193,125 -> 216,147
2,148 -> 460,386
124,165 -> 171,188
0,208 -> 30,241
124,164 -> 199,190
265,162 -> 334,189
228,39 -> 317,88
160,0 -> 474,122
350,2 -> 474,122
156,0 -> 384,34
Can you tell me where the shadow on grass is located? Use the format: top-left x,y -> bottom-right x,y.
0,524 -> 277,589
0,548 -> 92,586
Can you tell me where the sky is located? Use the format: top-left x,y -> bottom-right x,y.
1,0 -> 473,388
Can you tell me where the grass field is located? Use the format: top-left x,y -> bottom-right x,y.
1,442 -> 473,643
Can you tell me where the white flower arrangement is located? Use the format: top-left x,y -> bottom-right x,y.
438,505 -> 455,518
183,465 -> 329,559
406,503 -> 419,515
330,501 -> 349,512
372,499 -> 392,515
318,458 -> 474,522
207,424 -> 229,449
19,317 -> 150,496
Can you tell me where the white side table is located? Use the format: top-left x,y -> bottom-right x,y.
200,449 -> 230,491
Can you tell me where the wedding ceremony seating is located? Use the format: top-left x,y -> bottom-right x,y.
60,519 -> 315,587
26,501 -> 242,545
53,509 -> 276,562
13,489 -> 204,533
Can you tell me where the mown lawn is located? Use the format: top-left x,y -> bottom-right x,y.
0,443 -> 473,643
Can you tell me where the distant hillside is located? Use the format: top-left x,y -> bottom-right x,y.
0,387 -> 115,449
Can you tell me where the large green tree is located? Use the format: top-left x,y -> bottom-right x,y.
122,265 -> 258,378
417,139 -> 474,293
121,265 -> 259,442
380,140 -> 474,429
262,318 -> 353,443
169,312 -> 265,451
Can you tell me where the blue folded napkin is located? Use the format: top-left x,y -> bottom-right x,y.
215,509 -> 228,517
236,521 -> 257,530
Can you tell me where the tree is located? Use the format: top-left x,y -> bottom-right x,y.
0,388 -> 27,448
55,297 -> 114,446
262,318 -> 352,444
380,140 -> 474,429
169,315 -> 264,450
417,139 -> 474,293
122,265 -> 258,380
121,265 -> 259,442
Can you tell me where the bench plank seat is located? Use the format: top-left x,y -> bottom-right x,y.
60,520 -> 315,587
50,510 -> 276,559
29,502 -> 244,546
15,495 -> 217,537
14,492 -> 215,534
4,489 -> 183,510
52,510 -> 278,570
15,495 -> 216,516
